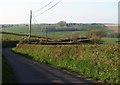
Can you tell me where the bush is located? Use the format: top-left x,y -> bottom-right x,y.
2,40 -> 19,48
71,32 -> 79,42
86,30 -> 104,44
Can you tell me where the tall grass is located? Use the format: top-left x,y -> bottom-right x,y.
12,44 -> 119,84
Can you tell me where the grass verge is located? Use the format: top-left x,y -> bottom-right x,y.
12,44 -> 119,84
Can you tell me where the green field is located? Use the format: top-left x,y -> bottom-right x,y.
2,24 -> 111,39
2,25 -> 29,34
2,24 -> 110,34
12,44 -> 119,84
2,29 -> 86,40
102,38 -> 119,44
45,31 -> 86,39
1,34 -> 26,40
1,24 -> 119,43
1,33 -> 119,44
2,24 -> 119,84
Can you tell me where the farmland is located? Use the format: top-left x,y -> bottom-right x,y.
1,23 -> 119,43
1,23 -> 119,84
104,24 -> 118,33
12,44 -> 119,84
102,38 -> 119,44
1,32 -> 119,44
2,23 -> 110,34
1,23 -> 112,40
1,33 -> 26,40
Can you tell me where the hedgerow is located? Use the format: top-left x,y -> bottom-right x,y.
12,44 -> 119,84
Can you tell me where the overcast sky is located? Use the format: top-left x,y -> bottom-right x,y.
0,0 -> 119,24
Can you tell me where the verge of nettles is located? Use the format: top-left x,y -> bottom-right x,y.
12,44 -> 119,84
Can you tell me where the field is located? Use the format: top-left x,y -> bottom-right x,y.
2,29 -> 86,40
101,38 -> 119,44
1,24 -> 119,43
105,24 -> 118,33
1,33 -> 26,40
1,33 -> 119,44
1,23 -> 119,84
2,24 -> 110,34
2,24 -> 112,40
12,44 -> 119,84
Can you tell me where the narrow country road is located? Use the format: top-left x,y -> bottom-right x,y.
3,48 -> 98,84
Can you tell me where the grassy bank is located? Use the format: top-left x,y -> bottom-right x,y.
12,44 -> 119,84
2,55 -> 16,83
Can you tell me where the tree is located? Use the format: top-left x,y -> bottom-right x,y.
86,30 -> 104,44
57,21 -> 67,26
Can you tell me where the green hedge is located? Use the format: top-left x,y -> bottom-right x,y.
2,41 -> 19,48
12,44 -> 119,84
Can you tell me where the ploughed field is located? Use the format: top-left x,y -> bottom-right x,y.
104,24 -> 118,33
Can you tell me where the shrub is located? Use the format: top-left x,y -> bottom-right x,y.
86,30 -> 104,44
71,32 -> 79,42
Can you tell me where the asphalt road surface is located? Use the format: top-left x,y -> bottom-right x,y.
3,48 -> 98,84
